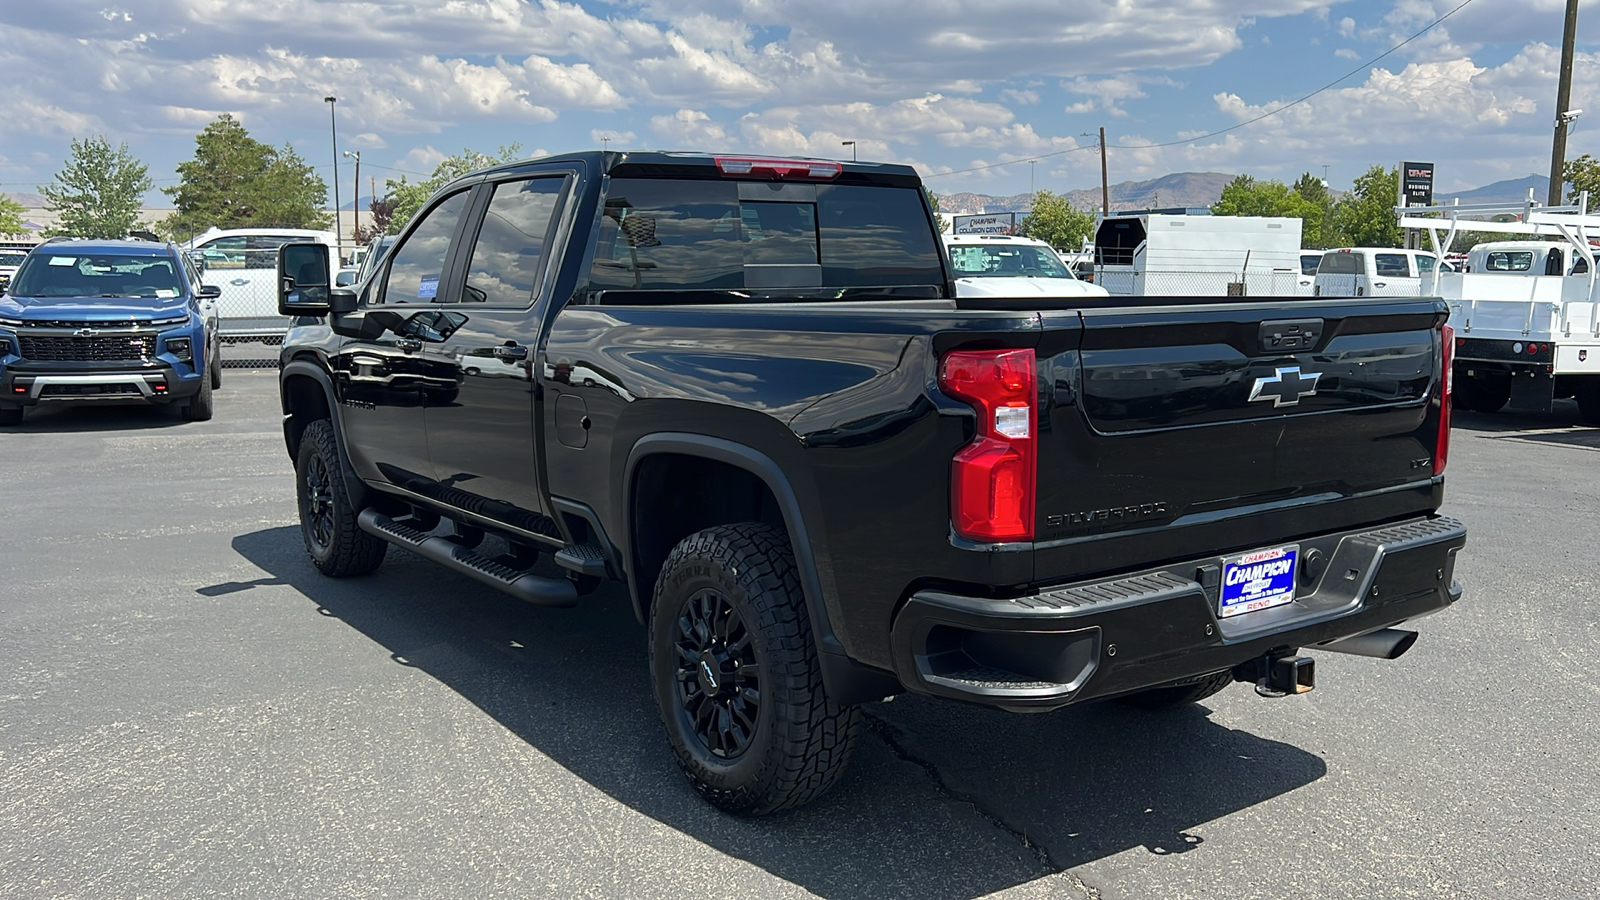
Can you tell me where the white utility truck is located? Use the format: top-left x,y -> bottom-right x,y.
1092,214 -> 1304,297
1394,193 -> 1600,421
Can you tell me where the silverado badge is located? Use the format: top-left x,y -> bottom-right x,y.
1249,366 -> 1321,408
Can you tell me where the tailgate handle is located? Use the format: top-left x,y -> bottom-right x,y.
1259,318 -> 1323,353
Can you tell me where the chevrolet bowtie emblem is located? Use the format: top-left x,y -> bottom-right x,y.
1249,366 -> 1321,408
74,327 -> 99,338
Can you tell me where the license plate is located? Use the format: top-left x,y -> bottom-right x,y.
1219,545 -> 1298,618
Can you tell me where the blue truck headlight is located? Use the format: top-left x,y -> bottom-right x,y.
166,337 -> 192,362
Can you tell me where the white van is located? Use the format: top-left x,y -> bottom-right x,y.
1312,248 -> 1442,297
189,227 -> 338,337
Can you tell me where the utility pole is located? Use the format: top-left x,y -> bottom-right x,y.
1099,126 -> 1110,216
1549,0 -> 1580,208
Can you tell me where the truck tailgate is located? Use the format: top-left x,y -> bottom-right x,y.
1031,298 -> 1449,582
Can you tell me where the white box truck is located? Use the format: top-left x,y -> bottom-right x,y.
1093,214 -> 1304,297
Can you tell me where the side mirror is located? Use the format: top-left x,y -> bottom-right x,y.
186,249 -> 208,273
198,284 -> 222,299
278,242 -> 334,316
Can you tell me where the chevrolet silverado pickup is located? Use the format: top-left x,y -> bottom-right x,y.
273,151 -> 1466,815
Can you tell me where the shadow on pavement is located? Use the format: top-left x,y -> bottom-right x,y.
1,400 -> 190,432
1453,402 -> 1600,451
228,526 -> 1326,899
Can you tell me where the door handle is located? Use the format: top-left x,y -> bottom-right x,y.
229,278 -> 249,286
396,338 -> 422,353
492,343 -> 529,361
1374,282 -> 1387,288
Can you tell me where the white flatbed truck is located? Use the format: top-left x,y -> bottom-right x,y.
1397,193 -> 1600,421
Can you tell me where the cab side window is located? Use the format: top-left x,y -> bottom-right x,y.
199,236 -> 246,270
1374,254 -> 1410,278
460,177 -> 567,305
379,191 -> 470,305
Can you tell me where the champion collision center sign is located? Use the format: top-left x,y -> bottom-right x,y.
953,213 -> 1017,235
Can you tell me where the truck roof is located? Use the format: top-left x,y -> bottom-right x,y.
474,150 -> 924,188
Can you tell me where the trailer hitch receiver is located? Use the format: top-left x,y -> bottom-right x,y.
1235,650 -> 1315,698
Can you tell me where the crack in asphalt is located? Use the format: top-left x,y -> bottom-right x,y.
862,711 -> 1101,900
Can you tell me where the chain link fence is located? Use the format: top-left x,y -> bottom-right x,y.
1094,267 -> 1307,298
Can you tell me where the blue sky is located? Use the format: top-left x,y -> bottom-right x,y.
2,0 -> 1597,208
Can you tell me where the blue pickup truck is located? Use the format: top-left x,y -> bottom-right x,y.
0,239 -> 221,425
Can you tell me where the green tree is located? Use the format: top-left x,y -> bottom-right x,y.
1563,154 -> 1600,211
925,187 -> 949,233
0,195 -> 25,236
1210,173 -> 1333,248
1292,172 -> 1334,248
1328,165 -> 1402,248
40,136 -> 152,239
1019,189 -> 1095,250
384,145 -> 523,234
161,114 -> 329,239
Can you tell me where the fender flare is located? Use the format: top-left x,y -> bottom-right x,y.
280,359 -> 370,510
624,433 -> 901,705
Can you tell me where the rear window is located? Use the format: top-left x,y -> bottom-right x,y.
1317,252 -> 1362,275
1485,251 -> 1534,272
1416,255 -> 1437,275
588,178 -> 943,302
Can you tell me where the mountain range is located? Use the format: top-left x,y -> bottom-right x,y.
939,173 -> 1560,215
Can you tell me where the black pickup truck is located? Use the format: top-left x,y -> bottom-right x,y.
274,151 -> 1466,815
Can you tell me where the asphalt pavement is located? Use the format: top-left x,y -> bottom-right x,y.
1,371 -> 1596,899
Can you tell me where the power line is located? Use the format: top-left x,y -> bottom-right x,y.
926,0 -> 1481,180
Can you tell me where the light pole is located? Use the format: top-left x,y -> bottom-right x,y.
343,150 -> 361,243
842,140 -> 856,161
601,135 -> 612,152
324,96 -> 342,264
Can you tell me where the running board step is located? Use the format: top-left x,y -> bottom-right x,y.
357,509 -> 577,608
554,542 -> 609,578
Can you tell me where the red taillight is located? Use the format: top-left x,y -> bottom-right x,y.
1435,323 -> 1453,476
714,157 -> 842,180
940,348 -> 1036,541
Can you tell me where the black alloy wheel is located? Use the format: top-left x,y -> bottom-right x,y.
303,451 -> 336,552
673,587 -> 762,759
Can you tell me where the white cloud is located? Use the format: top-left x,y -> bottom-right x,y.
649,108 -> 730,146
590,128 -> 638,146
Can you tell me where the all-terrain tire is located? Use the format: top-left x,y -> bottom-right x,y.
211,349 -> 222,389
649,523 -> 860,816
296,419 -> 387,577
1115,670 -> 1235,709
181,369 -> 214,421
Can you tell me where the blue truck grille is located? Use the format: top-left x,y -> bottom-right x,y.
20,334 -> 158,362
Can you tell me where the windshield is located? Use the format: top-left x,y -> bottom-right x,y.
948,244 -> 1075,278
11,253 -> 184,298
